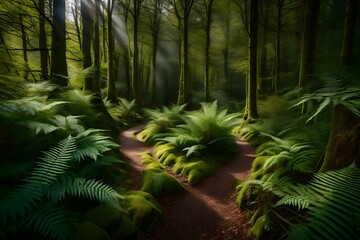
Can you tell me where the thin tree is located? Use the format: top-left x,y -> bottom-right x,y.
39,0 -> 48,80
107,0 -> 118,103
204,0 -> 215,102
50,0 -> 68,86
82,0 -> 93,91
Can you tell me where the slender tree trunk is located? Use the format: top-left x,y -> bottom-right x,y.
72,0 -> 82,51
223,0 -> 230,83
177,0 -> 193,105
39,0 -> 48,80
19,16 -> 29,81
82,0 -> 93,91
204,0 -> 214,102
259,3 -> 269,94
320,0 -> 360,172
102,7 -> 107,63
50,0 -> 68,86
275,0 -> 284,94
107,0 -> 117,102
93,0 -> 101,93
132,1 -> 142,106
340,0 -> 359,65
298,0 -> 320,90
244,0 -> 259,120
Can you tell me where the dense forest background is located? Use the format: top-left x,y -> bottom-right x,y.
1,0 -> 360,239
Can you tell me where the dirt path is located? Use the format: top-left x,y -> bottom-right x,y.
119,126 -> 255,240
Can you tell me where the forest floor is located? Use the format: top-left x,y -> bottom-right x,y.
119,125 -> 255,240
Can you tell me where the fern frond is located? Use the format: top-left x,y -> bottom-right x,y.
0,161 -> 33,180
48,177 -> 124,209
24,204 -> 75,240
29,136 -> 76,185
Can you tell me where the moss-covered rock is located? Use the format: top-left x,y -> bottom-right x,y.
74,222 -> 111,240
126,191 -> 162,232
112,216 -> 139,240
188,169 -> 203,185
141,168 -> 184,196
84,205 -> 124,231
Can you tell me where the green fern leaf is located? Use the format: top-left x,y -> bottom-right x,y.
24,204 -> 75,240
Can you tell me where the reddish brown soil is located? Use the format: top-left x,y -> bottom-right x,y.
119,125 -> 256,240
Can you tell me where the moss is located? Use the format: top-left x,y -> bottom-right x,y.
162,153 -> 178,166
172,156 -> 187,174
84,205 -> 124,231
74,222 -> 111,240
140,152 -> 155,165
113,216 -> 139,240
145,162 -> 164,170
141,168 -> 184,196
188,169 -> 203,185
126,191 -> 162,232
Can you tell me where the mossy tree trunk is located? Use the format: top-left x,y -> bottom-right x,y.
223,0 -> 230,84
320,0 -> 360,172
93,0 -> 101,93
131,0 -> 144,106
150,0 -> 164,105
107,0 -> 118,103
204,0 -> 215,102
19,16 -> 29,81
175,0 -> 195,105
71,0 -> 82,51
39,0 -> 49,80
50,0 -> 68,86
244,0 -> 259,120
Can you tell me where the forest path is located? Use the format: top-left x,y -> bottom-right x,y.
119,125 -> 255,240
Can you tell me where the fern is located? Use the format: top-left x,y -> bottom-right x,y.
275,164 -> 360,239
23,204 -> 75,240
30,136 -> 76,185
48,176 -> 124,209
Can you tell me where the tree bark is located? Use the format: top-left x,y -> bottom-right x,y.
39,0 -> 48,80
274,0 -> 285,94
93,0 -> 101,93
298,0 -> 320,90
19,16 -> 29,81
82,0 -> 93,91
50,0 -> 68,86
340,0 -> 359,65
244,0 -> 259,120
177,0 -> 194,105
107,0 -> 118,103
72,0 -> 82,51
132,1 -> 142,106
204,0 -> 214,102
320,0 -> 360,172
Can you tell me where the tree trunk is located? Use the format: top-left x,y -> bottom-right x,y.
177,0 -> 193,105
274,0 -> 284,94
102,7 -> 107,63
298,0 -> 320,90
132,1 -> 142,106
244,0 -> 259,120
72,0 -> 82,51
93,0 -> 101,93
50,0 -> 68,86
259,2 -> 269,93
19,16 -> 29,81
107,0 -> 117,103
223,0 -> 230,83
320,0 -> 360,172
82,0 -> 93,91
39,0 -> 48,80
204,0 -> 214,102
340,0 -> 359,65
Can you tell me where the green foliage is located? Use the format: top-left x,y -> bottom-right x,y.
293,77 -> 360,122
141,101 -> 240,184
276,164 -> 360,240
107,98 -> 142,127
137,104 -> 186,143
0,81 -> 126,239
